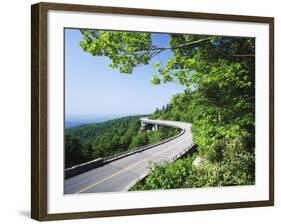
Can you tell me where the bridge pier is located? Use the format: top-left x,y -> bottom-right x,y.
140,120 -> 158,132
152,124 -> 158,131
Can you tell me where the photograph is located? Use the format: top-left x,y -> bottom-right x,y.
64,28 -> 256,195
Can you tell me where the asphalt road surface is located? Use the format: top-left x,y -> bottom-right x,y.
64,118 -> 193,194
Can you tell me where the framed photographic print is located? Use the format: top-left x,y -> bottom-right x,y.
31,2 -> 274,221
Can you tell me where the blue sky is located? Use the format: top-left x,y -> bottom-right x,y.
65,29 -> 185,119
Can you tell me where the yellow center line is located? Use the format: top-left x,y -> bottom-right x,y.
75,139 -> 185,194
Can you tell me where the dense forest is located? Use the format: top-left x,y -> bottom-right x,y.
65,116 -> 180,168
79,30 -> 255,189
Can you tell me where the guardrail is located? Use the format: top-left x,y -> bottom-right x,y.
65,158 -> 104,179
65,127 -> 185,179
122,143 -> 196,191
104,128 -> 185,163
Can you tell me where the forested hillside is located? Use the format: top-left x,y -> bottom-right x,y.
65,116 -> 180,168
80,30 -> 255,189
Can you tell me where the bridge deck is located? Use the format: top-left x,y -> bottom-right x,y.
64,118 -> 193,194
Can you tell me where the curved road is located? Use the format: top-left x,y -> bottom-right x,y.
64,118 -> 193,194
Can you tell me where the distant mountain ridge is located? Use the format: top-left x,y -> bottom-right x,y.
65,114 -> 134,128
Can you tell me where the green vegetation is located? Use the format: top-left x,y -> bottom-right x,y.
65,116 -> 180,168
80,31 -> 255,189
130,153 -> 197,191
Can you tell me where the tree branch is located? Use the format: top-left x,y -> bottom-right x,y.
130,38 -> 212,59
151,37 -> 212,51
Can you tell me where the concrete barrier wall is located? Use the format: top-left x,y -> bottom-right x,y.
65,158 -> 104,179
104,128 -> 185,164
123,143 -> 197,191
65,119 -> 186,179
64,130 -> 184,179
